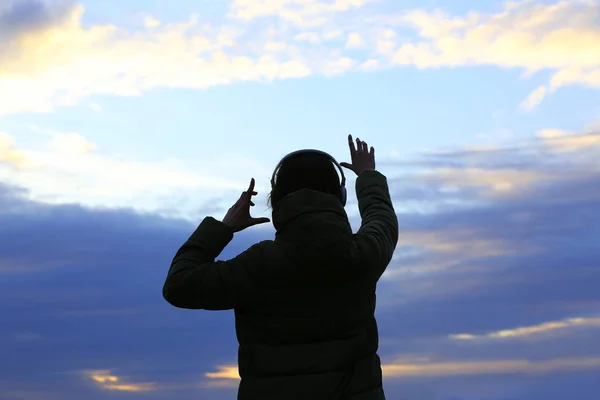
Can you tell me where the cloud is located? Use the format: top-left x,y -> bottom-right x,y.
384,128 -> 600,204
323,29 -> 342,39
450,316 -> 600,341
1,0 -> 598,114
0,128 -> 265,218
48,132 -> 97,154
323,56 -> 356,76
520,85 -> 547,110
420,166 -> 550,195
345,32 -> 364,48
204,365 -> 240,379
384,0 -> 600,109
358,58 -> 380,71
85,370 -> 156,392
0,0 -> 74,37
227,0 -> 374,26
373,28 -> 396,55
369,125 -> 600,357
0,178 -> 271,399
0,133 -> 35,168
143,16 -> 161,29
294,31 -> 321,43
381,356 -> 600,378
0,2 -> 314,115
88,102 -> 101,112
537,129 -> 600,151
550,66 -> 600,89
1,118 -> 600,398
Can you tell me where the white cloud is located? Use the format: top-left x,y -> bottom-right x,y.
422,167 -> 551,195
373,29 -> 396,55
322,56 -> 355,76
345,32 -> 364,48
294,31 -> 321,43
89,103 -> 102,112
537,129 -> 600,151
375,0 -> 600,108
264,41 -> 287,51
381,356 -> 600,377
358,59 -> 380,70
324,30 -> 343,39
0,130 -> 268,219
0,4 -> 314,115
450,316 -> 600,341
0,0 -> 598,114
550,66 -> 600,89
520,85 -> 547,110
143,16 -> 161,29
48,132 -> 97,154
227,0 -> 374,26
0,133 -> 36,168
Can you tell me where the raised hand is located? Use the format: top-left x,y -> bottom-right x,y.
339,135 -> 376,176
222,178 -> 271,232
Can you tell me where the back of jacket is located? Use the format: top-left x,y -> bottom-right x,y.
235,170 -> 399,400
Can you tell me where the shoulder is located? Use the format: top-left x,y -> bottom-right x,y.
238,239 -> 280,264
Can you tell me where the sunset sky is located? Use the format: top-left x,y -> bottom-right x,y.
1,0 -> 600,399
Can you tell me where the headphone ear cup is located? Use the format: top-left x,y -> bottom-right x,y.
340,186 -> 347,207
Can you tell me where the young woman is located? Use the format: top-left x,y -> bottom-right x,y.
163,135 -> 398,400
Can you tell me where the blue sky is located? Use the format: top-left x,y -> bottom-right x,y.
0,0 -> 599,399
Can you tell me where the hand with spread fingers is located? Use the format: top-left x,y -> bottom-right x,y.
222,178 -> 271,233
339,134 -> 376,176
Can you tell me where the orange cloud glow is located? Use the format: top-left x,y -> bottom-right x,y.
86,370 -> 156,392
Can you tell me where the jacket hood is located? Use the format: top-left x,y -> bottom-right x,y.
272,189 -> 352,242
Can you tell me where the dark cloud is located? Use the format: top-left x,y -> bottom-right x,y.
0,0 -> 74,37
371,132 -> 600,398
2,131 -> 600,398
0,182 -> 271,399
372,134 -> 600,353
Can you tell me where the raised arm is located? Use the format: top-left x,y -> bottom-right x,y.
340,135 -> 399,278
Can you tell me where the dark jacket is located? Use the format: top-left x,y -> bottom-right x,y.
163,170 -> 398,400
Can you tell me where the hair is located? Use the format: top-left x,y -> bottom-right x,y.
267,152 -> 342,210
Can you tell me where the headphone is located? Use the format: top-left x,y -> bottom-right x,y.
270,149 -> 347,207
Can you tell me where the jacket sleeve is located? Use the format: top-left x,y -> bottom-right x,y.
354,170 -> 399,278
162,216 -> 263,310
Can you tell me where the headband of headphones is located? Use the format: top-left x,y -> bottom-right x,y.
270,149 -> 347,206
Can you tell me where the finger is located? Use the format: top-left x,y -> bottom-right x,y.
243,191 -> 258,202
250,201 -> 255,206
362,141 -> 368,152
356,137 -> 361,152
370,146 -> 375,156
251,217 -> 271,225
348,134 -> 356,154
241,181 -> 256,203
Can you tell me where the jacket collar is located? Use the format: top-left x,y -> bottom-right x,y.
272,189 -> 352,240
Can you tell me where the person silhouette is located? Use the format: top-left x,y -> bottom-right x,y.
163,135 -> 399,400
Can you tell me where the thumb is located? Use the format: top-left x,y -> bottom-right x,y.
339,162 -> 353,170
252,217 -> 271,225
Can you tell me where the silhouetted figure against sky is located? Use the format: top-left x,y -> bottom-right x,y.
163,135 -> 399,400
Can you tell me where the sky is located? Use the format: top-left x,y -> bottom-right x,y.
0,0 -> 599,399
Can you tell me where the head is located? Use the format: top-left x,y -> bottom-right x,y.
267,151 -> 343,210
